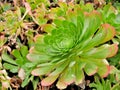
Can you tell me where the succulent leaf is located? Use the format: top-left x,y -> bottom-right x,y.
84,63 -> 98,76
27,7 -> 118,89
41,74 -> 59,86
31,65 -> 55,76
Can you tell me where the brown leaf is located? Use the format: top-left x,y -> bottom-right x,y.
24,2 -> 32,15
10,76 -> 22,89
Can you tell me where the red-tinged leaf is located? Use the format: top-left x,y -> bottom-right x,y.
2,81 -> 10,89
81,23 -> 116,51
81,44 -> 118,59
84,63 -> 98,76
109,66 -> 119,74
83,10 -> 102,40
34,35 -> 44,43
41,75 -> 59,86
0,34 -> 6,47
31,65 -> 54,76
56,80 -> 67,89
101,24 -> 116,43
24,2 -> 32,15
41,24 -> 55,33
49,61 -> 68,76
109,66 -> 120,81
58,0 -> 65,2
102,65 -> 111,78
29,47 -> 35,53
81,44 -> 110,59
75,59 -> 85,85
27,53 -> 50,62
58,1 -> 67,8
116,72 -> 120,81
107,44 -> 118,57
75,69 -> 84,85
98,63 -> 110,78
58,65 -> 75,86
66,8 -> 78,26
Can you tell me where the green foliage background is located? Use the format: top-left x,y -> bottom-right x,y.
0,0 -> 120,90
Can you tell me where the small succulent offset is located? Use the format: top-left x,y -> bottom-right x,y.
27,6 -> 118,89
2,45 -> 36,88
89,75 -> 120,90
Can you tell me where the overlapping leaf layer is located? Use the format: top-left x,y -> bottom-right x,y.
27,6 -> 118,89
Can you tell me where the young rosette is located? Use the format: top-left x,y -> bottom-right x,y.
27,8 -> 118,89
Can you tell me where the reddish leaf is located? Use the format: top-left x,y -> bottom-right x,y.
98,63 -> 111,78
31,65 -> 54,76
34,35 -> 44,43
101,24 -> 116,43
102,65 -> 111,78
84,63 -> 98,76
56,80 -> 67,89
107,44 -> 118,57
41,75 -> 59,86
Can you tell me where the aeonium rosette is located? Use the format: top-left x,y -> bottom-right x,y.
27,7 -> 118,89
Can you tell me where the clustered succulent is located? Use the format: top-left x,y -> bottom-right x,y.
27,4 -> 118,89
0,0 -> 120,89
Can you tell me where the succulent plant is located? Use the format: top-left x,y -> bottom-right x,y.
89,75 -> 120,90
0,56 -> 11,90
99,4 -> 120,34
2,45 -> 36,87
27,5 -> 118,89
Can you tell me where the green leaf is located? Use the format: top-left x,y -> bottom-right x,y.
42,24 -> 55,33
49,61 -> 68,76
81,10 -> 101,41
100,24 -> 116,44
111,83 -> 120,90
57,65 -> 75,89
31,65 -> 55,76
3,63 -> 19,73
22,75 -> 34,87
12,49 -> 23,60
20,46 -> 28,57
2,53 -> 17,65
2,3 -> 11,11
115,13 -> 120,24
27,5 -> 118,89
81,44 -> 118,59
41,75 -> 59,86
24,62 -> 36,68
27,53 -> 51,63
16,59 -> 24,66
75,68 -> 84,85
98,64 -> 110,78
32,77 -> 39,90
56,70 -> 75,89
56,80 -> 67,89
84,63 -> 98,76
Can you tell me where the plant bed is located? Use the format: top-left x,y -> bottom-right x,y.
0,0 -> 120,90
